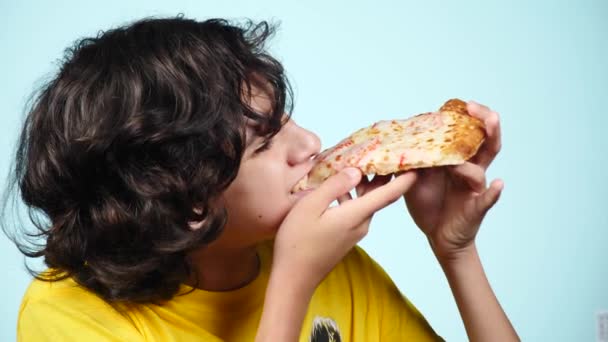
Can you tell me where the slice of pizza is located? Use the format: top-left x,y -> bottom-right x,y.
293,99 -> 486,191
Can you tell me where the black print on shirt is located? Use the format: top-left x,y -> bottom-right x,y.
309,316 -> 342,342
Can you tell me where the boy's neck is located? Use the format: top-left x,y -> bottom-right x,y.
186,244 -> 261,292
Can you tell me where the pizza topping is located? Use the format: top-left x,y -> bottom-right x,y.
293,99 -> 486,191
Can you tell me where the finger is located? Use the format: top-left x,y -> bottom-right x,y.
325,171 -> 418,228
468,101 -> 502,169
473,113 -> 502,169
299,167 -> 362,215
466,100 -> 493,121
474,179 -> 504,216
449,162 -> 487,193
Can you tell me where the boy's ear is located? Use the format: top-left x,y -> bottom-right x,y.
189,195 -> 228,230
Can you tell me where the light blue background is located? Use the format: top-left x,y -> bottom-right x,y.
1,0 -> 606,340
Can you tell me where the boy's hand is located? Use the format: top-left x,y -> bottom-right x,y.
335,173 -> 394,234
403,101 -> 504,261
272,168 -> 417,292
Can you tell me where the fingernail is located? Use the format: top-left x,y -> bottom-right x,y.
493,179 -> 504,191
343,168 -> 360,180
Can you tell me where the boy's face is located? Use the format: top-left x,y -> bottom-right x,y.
202,84 -> 321,248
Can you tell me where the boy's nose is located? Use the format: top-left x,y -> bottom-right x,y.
288,126 -> 321,166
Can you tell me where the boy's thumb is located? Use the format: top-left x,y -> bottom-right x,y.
475,179 -> 504,216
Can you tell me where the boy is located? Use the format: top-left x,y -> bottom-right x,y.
5,16 -> 518,341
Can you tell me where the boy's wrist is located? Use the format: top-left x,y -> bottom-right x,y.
431,240 -> 479,269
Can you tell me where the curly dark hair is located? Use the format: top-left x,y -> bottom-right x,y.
1,16 -> 292,303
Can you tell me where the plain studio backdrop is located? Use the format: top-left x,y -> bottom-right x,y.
1,1 -> 606,341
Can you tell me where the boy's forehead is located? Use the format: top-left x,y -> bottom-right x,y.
243,89 -> 272,136
242,86 -> 273,144
246,89 -> 273,118
243,80 -> 287,127
241,73 -> 289,143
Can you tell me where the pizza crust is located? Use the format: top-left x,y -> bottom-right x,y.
293,99 -> 486,191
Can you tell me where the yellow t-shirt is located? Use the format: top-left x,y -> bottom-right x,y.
18,243 -> 443,341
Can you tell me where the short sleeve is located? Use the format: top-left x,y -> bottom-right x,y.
352,247 -> 445,341
380,289 -> 445,341
18,297 -> 143,342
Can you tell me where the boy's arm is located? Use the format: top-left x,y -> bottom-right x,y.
402,101 -> 518,340
255,269 -> 315,342
436,243 -> 519,341
255,169 -> 418,341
